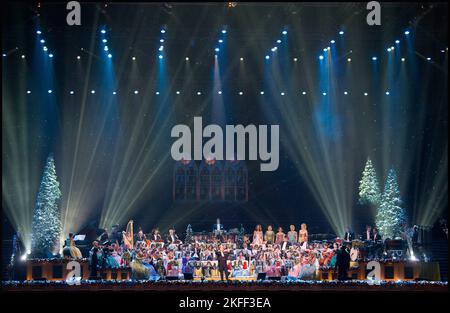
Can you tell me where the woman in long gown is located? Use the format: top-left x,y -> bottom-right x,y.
275,227 -> 285,245
298,223 -> 308,246
252,225 -> 264,246
264,225 -> 275,244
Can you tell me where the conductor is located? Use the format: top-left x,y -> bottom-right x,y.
216,245 -> 230,281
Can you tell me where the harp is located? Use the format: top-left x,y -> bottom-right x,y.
123,220 -> 134,249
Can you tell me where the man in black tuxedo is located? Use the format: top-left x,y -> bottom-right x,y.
335,244 -> 351,280
372,227 -> 382,241
364,225 -> 373,241
89,241 -> 100,279
216,245 -> 230,281
109,224 -> 122,245
280,235 -> 290,251
166,228 -> 181,245
344,227 -> 355,242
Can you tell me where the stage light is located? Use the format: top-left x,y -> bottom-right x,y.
401,57 -> 406,62
282,30 -> 287,35
26,90 -> 31,94
364,92 -> 368,96
271,47 -> 277,52
91,90 -> 95,94
43,46 -> 48,51
132,56 -> 136,60
395,40 -> 400,44
404,30 -> 410,35
391,46 -> 395,50
185,57 -> 189,61
330,40 -> 335,44
108,54 -> 112,58
70,91 -> 74,95
160,29 -> 166,34
372,56 -> 377,61
218,91 -> 222,94
221,29 -> 227,34
323,48 -> 327,52
387,48 -> 392,52
49,53 -> 53,58
426,57 -> 431,61
104,46 -> 109,51
40,39 -> 45,43
239,91 -> 243,95
159,46 -> 164,52
347,58 -> 351,62
280,92 -> 285,96
158,55 -> 163,59
327,46 -> 330,50
260,91 -> 264,95
155,91 -> 160,95
160,39 -> 164,43
102,39 -> 107,43
240,57 -> 244,61
276,39 -> 281,43
36,30 -> 42,34
20,253 -> 27,261
385,91 -> 390,95
101,29 -> 106,34
218,39 -> 223,43
2,53 -> 6,57
48,89 -> 52,93
21,54 -> 25,59
134,90 -> 139,94
302,91 -> 306,95
77,55 -> 80,60
344,91 -> 348,95
441,49 -> 446,53
265,55 -> 270,60
293,58 -> 298,62
113,91 -> 117,95
339,31 -> 344,35
214,54 -> 218,58
319,55 -> 324,60
322,92 -> 327,96
215,47 -> 220,52
197,91 -> 202,95
176,91 -> 180,95
410,255 -> 418,261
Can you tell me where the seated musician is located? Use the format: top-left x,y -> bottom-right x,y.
151,228 -> 163,242
135,228 -> 147,246
166,228 -> 182,245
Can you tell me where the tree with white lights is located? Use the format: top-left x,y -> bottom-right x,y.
31,154 -> 62,258
376,168 -> 407,239
358,158 -> 381,206
185,224 -> 193,244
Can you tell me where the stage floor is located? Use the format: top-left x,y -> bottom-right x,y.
2,280 -> 447,292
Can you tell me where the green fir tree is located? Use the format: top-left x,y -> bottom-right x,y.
375,168 -> 407,239
185,224 -> 193,243
31,154 -> 62,258
358,158 -> 381,206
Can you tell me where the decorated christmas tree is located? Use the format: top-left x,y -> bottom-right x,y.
185,224 -> 193,243
358,158 -> 381,206
31,154 -> 62,258
375,168 -> 407,239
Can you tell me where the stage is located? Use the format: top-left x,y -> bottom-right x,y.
2,280 -> 448,293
